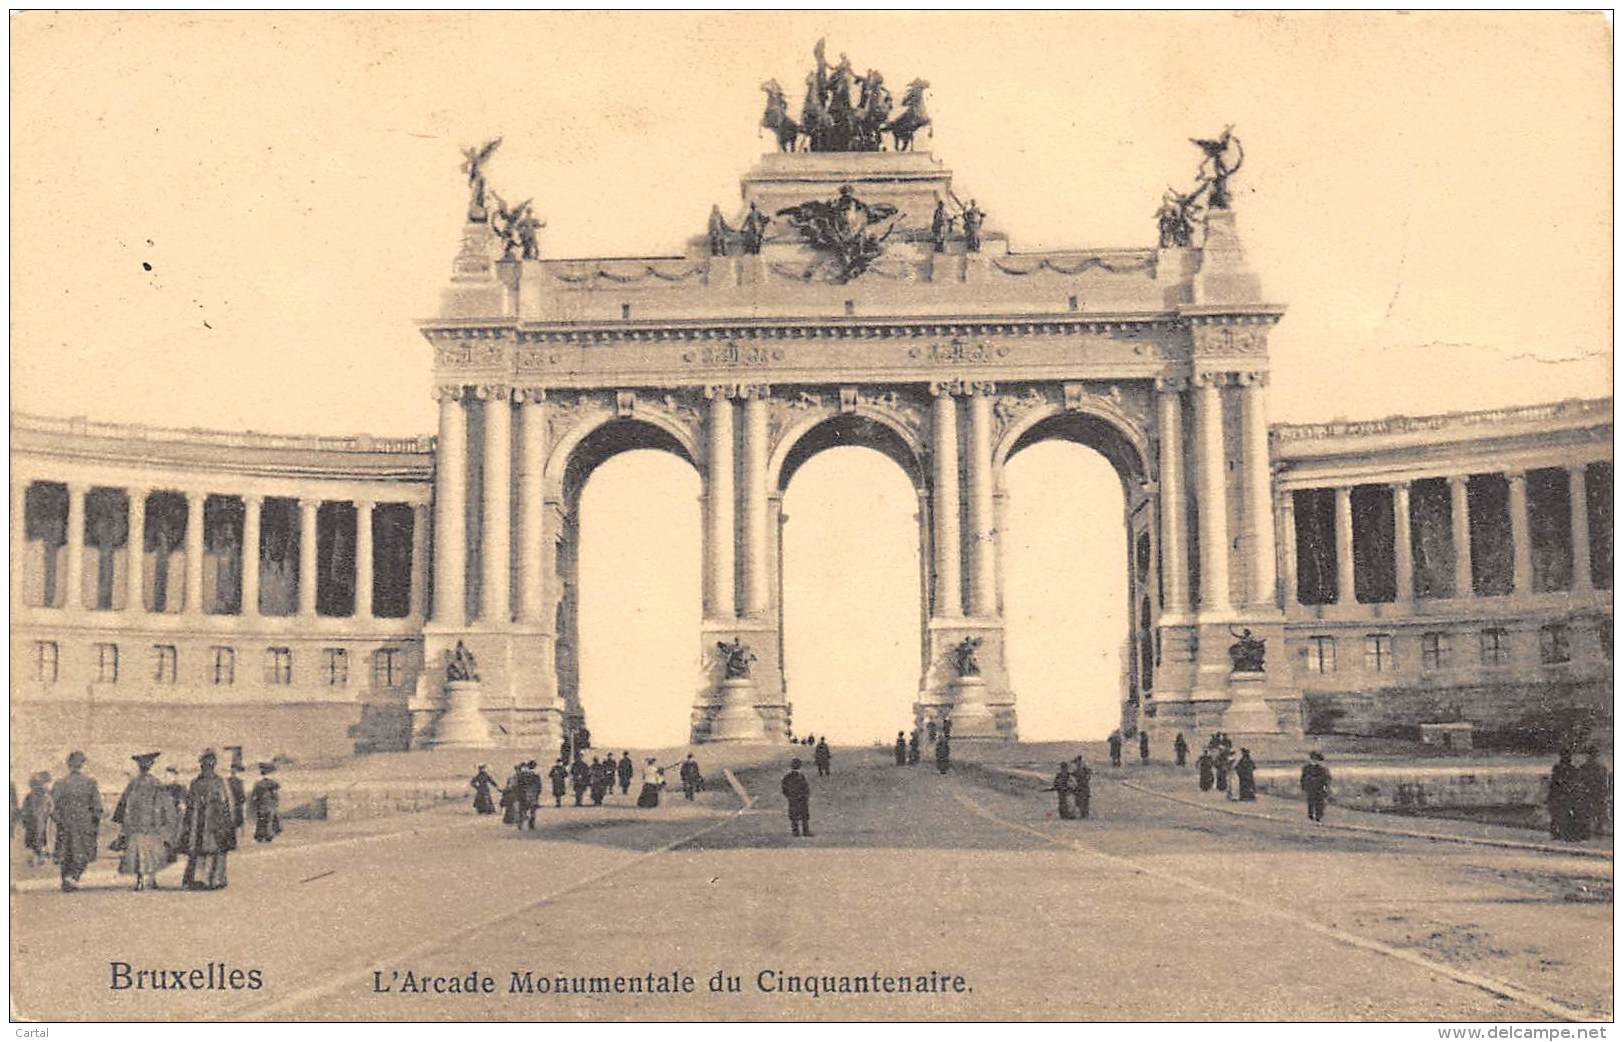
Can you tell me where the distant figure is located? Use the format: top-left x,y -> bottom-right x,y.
162,767 -> 185,856
781,758 -> 813,838
1299,751 -> 1331,822
636,758 -> 665,809
548,759 -> 569,808
587,757 -> 607,806
1578,746 -> 1611,839
20,772 -> 53,867
1235,748 -> 1257,801
907,732 -> 921,766
179,749 -> 236,890
617,752 -> 635,795
500,763 -> 524,824
249,763 -> 282,843
522,761 -> 543,828
469,764 -> 499,815
679,754 -> 703,801
1174,732 -> 1188,767
1214,747 -> 1231,793
570,757 -> 591,807
814,738 -> 832,777
51,751 -> 102,892
934,734 -> 951,775
1072,757 -> 1092,819
1108,731 -> 1123,768
1548,749 -> 1585,841
226,762 -> 247,840
1138,731 -> 1150,765
112,752 -> 174,891
895,732 -> 908,766
1197,750 -> 1214,792
1052,762 -> 1075,820
961,199 -> 985,252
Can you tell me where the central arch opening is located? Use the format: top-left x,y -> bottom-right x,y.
779,416 -> 923,746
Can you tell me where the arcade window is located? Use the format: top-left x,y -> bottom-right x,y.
151,645 -> 177,685
1479,628 -> 1509,667
1539,624 -> 1571,665
324,648 -> 349,687
1363,634 -> 1393,673
95,643 -> 119,684
1421,632 -> 1452,670
265,647 -> 293,686
211,646 -> 236,686
1304,636 -> 1336,674
34,641 -> 58,684
372,647 -> 401,688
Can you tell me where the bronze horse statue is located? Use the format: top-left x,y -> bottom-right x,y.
760,79 -> 801,153
884,79 -> 931,152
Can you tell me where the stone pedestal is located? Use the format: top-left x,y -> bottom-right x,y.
946,675 -> 999,738
707,677 -> 769,742
1220,671 -> 1279,734
427,680 -> 495,749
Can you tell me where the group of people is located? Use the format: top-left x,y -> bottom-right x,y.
892,726 -> 951,774
1193,733 -> 1259,803
1547,746 -> 1610,842
1106,729 -> 1153,768
469,748 -> 710,827
1049,757 -> 1093,820
12,748 -> 282,892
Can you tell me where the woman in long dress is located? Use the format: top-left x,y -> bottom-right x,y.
112,752 -> 175,891
469,765 -> 499,815
248,763 -> 282,843
179,749 -> 237,890
20,772 -> 53,867
636,758 -> 665,809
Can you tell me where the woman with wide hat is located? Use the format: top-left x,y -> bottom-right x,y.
179,749 -> 237,890
112,752 -> 175,891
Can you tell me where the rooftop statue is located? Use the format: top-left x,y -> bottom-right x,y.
777,184 -> 903,282
1191,125 -> 1244,209
1155,184 -> 1204,248
490,192 -> 544,261
459,137 -> 503,222
760,40 -> 927,153
883,79 -> 931,152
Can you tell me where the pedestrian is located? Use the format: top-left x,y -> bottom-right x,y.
617,751 -> 634,795
522,761 -> 543,828
679,754 -> 703,801
162,766 -> 185,860
1197,750 -> 1214,792
20,771 -> 53,867
1548,749 -> 1584,841
570,757 -> 591,807
500,763 -> 523,824
50,751 -> 102,892
907,731 -> 920,766
1214,747 -> 1231,793
469,764 -> 499,815
111,752 -> 175,892
589,757 -> 612,806
894,731 -> 907,766
781,758 -> 812,837
934,734 -> 951,774
1052,762 -> 1074,820
636,758 -> 665,809
248,763 -> 282,843
1107,731 -> 1122,768
548,759 -> 569,808
1235,748 -> 1257,801
226,761 -> 247,840
179,749 -> 236,890
1299,751 -> 1331,823
814,737 -> 832,778
1072,757 -> 1092,819
1174,732 -> 1188,768
1138,730 -> 1150,766
1578,746 -> 1611,839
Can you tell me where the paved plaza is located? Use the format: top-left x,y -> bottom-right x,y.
9,743 -> 1611,1022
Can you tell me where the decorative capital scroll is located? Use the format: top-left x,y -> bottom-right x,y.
967,381 -> 997,397
431,384 -> 467,403
1153,375 -> 1189,394
513,387 -> 547,404
928,379 -> 968,397
1191,371 -> 1231,389
474,384 -> 510,402
703,384 -> 740,401
1233,370 -> 1270,388
616,390 -> 636,418
738,384 -> 773,400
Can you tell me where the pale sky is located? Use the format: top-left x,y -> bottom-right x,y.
10,13 -> 1612,745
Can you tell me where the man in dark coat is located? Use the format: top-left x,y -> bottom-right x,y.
589,758 -> 612,806
1235,748 -> 1257,801
1174,732 -> 1189,767
1548,749 -> 1584,840
1299,751 -> 1331,822
907,731 -> 920,765
617,752 -> 634,795
1214,747 -> 1232,793
1072,757 -> 1092,819
50,751 -> 102,892
679,755 -> 703,801
226,762 -> 247,840
248,763 -> 282,843
894,732 -> 907,766
934,734 -> 951,774
1138,730 -> 1150,765
1197,750 -> 1214,792
813,738 -> 832,778
781,758 -> 812,837
1578,746 -> 1611,839
180,749 -> 237,890
570,757 -> 591,807
548,759 -> 569,808
521,761 -> 543,827
1052,762 -> 1074,820
1107,731 -> 1123,767
500,763 -> 523,824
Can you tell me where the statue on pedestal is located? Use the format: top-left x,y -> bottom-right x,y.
777,185 -> 902,282
445,641 -> 480,682
769,42 -> 928,153
1228,628 -> 1266,673
490,193 -> 532,260
1190,125 -> 1244,209
1156,184 -> 1205,248
459,137 -> 503,222
930,200 -> 956,253
950,637 -> 983,678
707,205 -> 732,257
759,79 -> 802,153
883,79 -> 932,152
740,203 -> 771,255
717,638 -> 756,680
960,199 -> 985,252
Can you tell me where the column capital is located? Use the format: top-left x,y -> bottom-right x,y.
474,384 -> 510,402
297,497 -> 321,512
432,384 -> 467,402
513,387 -> 547,404
65,479 -> 91,495
1447,473 -> 1471,488
239,492 -> 263,507
703,384 -> 740,400
966,380 -> 997,397
353,497 -> 375,511
929,379 -> 967,397
1386,480 -> 1410,495
1154,375 -> 1189,393
737,384 -> 772,400
1233,370 -> 1269,387
1505,469 -> 1527,485
1191,371 -> 1231,389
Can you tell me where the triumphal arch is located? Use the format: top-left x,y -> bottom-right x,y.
416,53 -> 1290,746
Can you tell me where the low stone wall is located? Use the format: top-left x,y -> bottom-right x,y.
1301,677 -> 1612,747
279,783 -> 467,822
1253,763 -> 1556,818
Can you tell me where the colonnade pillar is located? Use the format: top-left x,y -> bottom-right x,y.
355,500 -> 374,620
239,494 -> 259,617
481,388 -> 512,624
1192,373 -> 1230,616
13,480 -> 30,612
1238,373 -> 1276,608
1448,475 -> 1473,598
704,386 -> 736,619
1569,467 -> 1593,592
125,488 -> 147,613
1507,471 -> 1532,595
1333,486 -> 1355,604
296,498 -> 318,618
965,383 -> 998,617
741,386 -> 771,616
62,482 -> 87,612
1390,482 -> 1413,603
184,490 -> 206,615
1155,378 -> 1190,616
433,386 -> 467,624
930,383 -> 961,618
515,390 -> 548,626
1277,490 -> 1297,607
410,502 -> 430,620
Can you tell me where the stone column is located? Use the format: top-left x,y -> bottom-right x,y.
1278,490 -> 1298,607
1449,475 -> 1473,598
1333,486 -> 1355,604
433,386 -> 467,624
1569,466 -> 1593,592
1507,471 -> 1532,596
126,487 -> 147,613
12,480 -> 29,612
297,498 -> 319,617
704,386 -> 736,619
410,501 -> 430,619
930,382 -> 962,617
740,386 -> 771,616
1192,373 -> 1230,616
515,390 -> 548,625
61,481 -> 88,611
480,387 -> 512,624
1238,373 -> 1277,608
239,494 -> 260,617
354,499 -> 374,620
184,490 -> 205,615
1156,378 -> 1190,616
1390,482 -> 1413,603
965,382 -> 998,617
